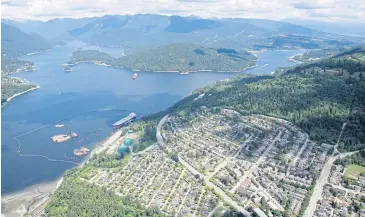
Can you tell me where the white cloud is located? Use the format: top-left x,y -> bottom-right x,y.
1,0 -> 365,23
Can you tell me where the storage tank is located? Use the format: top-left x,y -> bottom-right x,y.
117,145 -> 130,154
123,138 -> 134,147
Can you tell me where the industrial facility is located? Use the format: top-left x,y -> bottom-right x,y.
113,113 -> 136,129
117,138 -> 134,155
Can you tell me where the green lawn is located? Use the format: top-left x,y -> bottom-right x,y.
345,164 -> 365,179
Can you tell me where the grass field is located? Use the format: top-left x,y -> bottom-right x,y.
345,164 -> 365,179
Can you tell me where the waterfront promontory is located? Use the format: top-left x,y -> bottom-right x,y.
67,43 -> 258,73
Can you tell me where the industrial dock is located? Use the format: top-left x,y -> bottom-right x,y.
113,113 -> 136,129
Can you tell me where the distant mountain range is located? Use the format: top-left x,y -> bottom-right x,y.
67,15 -> 360,52
3,18 -> 97,40
283,19 -> 365,37
3,15 -> 363,54
1,23 -> 54,58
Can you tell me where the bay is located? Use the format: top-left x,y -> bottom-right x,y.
1,41 -> 303,195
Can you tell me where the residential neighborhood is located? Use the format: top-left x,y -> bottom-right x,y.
67,108 -> 365,216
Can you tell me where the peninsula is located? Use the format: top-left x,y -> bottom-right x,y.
66,43 -> 258,73
1,73 -> 39,105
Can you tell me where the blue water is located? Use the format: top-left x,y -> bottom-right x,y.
1,41 -> 303,195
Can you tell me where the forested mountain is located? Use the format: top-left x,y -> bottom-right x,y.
64,14 -> 360,53
4,15 -> 362,54
291,48 -> 348,63
4,18 -> 97,40
0,23 -> 52,104
1,23 -> 54,58
284,46 -> 365,76
129,47 -> 365,153
67,43 -> 258,72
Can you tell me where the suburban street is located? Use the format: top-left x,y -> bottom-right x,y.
156,114 -> 251,216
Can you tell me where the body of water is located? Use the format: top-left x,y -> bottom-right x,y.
1,41 -> 304,195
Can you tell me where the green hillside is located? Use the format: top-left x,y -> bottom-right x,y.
283,46 -> 365,76
1,57 -> 34,74
1,57 -> 38,104
1,23 -> 53,58
291,48 -> 347,63
68,43 -> 258,72
1,75 -> 37,103
130,47 -> 365,153
67,15 -> 359,53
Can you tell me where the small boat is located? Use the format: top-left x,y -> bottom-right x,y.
180,72 -> 190,75
63,66 -> 72,72
132,73 -> 137,80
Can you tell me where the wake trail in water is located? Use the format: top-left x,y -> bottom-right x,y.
256,64 -> 269,69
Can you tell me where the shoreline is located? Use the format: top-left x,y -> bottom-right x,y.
288,54 -> 304,64
2,85 -> 40,108
66,60 -> 257,74
26,49 -> 51,56
1,177 -> 60,217
1,130 -> 121,216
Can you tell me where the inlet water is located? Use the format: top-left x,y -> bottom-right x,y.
1,41 -> 303,195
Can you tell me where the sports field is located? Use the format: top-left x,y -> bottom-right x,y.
345,164 -> 365,179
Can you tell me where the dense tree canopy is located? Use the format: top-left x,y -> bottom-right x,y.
68,43 -> 258,72
132,47 -> 365,153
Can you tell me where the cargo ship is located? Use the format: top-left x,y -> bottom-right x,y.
132,73 -> 137,80
113,113 -> 136,129
73,147 -> 90,156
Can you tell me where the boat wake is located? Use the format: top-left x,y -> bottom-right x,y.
257,63 -> 269,69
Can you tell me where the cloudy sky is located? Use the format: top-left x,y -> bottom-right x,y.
1,0 -> 365,23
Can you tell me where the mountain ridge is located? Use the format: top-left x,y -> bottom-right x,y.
1,23 -> 54,58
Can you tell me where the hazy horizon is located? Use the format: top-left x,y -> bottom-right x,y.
2,0 -> 365,24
